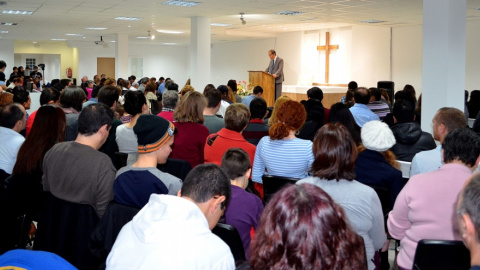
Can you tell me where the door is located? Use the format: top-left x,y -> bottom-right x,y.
97,57 -> 115,79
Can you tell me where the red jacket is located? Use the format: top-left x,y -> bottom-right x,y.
204,128 -> 256,168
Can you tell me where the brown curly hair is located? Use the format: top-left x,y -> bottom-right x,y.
269,100 -> 306,140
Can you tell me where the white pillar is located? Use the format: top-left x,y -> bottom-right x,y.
190,16 -> 211,90
115,34 -> 129,79
0,40 -> 14,70
421,0 -> 466,133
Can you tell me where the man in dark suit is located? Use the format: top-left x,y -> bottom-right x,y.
265,49 -> 284,100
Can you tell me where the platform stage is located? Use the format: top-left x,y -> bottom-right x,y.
281,85 -> 347,109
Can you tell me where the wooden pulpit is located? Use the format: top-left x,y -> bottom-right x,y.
248,71 -> 275,107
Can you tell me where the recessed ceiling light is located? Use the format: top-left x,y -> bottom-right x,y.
2,10 -> 33,15
162,0 -> 200,7
211,23 -> 232,27
115,17 -> 141,21
359,19 -> 385,24
0,23 -> 17,26
156,29 -> 183,34
51,38 -> 67,41
136,36 -> 149,39
0,30 -> 8,34
65,33 -> 83,36
110,41 -> 116,43
163,43 -> 177,45
274,11 -> 305,16
86,27 -> 107,30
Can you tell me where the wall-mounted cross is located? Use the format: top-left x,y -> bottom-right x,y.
317,32 -> 339,84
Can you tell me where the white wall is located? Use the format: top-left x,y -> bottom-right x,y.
275,31 -> 303,85
301,28 -> 352,85
351,25 -> 391,88
130,43 -> 189,87
73,41 -> 189,87
466,20 -> 480,91
0,39 -> 15,75
14,54 -> 61,84
392,25 -> 423,93
72,41 -> 116,82
211,38 -> 276,87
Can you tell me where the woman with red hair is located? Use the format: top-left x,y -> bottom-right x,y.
252,100 -> 314,184
249,183 -> 367,269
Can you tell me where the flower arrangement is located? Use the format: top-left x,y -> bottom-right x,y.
237,80 -> 252,97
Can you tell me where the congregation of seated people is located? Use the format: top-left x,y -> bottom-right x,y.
1,66 -> 479,270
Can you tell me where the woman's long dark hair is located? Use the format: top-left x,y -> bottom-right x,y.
12,106 -> 66,175
328,102 -> 361,145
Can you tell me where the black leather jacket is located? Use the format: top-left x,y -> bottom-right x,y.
390,122 -> 437,162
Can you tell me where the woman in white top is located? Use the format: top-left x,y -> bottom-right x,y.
252,100 -> 314,184
116,91 -> 148,165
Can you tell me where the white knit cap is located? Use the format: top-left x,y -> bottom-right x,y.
361,120 -> 396,152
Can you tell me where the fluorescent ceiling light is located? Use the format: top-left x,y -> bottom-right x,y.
136,36 -> 149,39
274,11 -> 305,16
110,41 -> 116,43
211,23 -> 232,27
65,33 -> 83,36
156,29 -> 183,34
162,0 -> 200,7
115,17 -> 141,21
86,27 -> 107,30
163,43 -> 177,45
359,19 -> 385,24
51,38 -> 66,41
0,30 -> 8,34
2,10 -> 33,15
0,23 -> 17,26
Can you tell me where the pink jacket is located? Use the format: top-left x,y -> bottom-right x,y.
387,163 -> 472,269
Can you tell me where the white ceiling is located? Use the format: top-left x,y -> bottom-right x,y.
1,0 -> 480,46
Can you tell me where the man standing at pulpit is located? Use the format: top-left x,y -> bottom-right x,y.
265,49 -> 284,100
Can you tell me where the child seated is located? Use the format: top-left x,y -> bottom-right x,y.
221,148 -> 263,259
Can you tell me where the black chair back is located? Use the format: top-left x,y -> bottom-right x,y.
89,201 -> 140,269
377,81 -> 395,104
412,239 -> 470,270
261,175 -> 299,203
157,158 -> 192,181
34,193 -> 101,270
212,223 -> 246,263
113,152 -> 128,170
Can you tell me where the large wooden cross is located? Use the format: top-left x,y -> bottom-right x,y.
317,32 -> 339,84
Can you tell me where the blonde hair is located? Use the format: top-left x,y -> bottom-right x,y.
268,95 -> 291,126
358,145 -> 400,169
105,77 -> 116,86
180,85 -> 195,98
173,91 -> 206,124
227,86 -> 236,103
